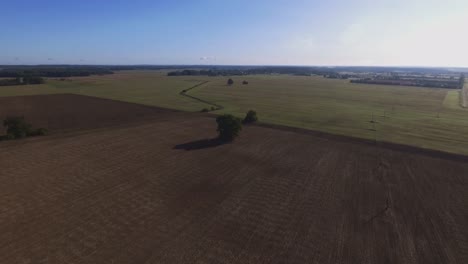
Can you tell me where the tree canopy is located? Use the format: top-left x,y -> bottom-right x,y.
216,114 -> 242,141
243,110 -> 258,124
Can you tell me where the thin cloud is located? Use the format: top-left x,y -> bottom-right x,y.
200,56 -> 216,61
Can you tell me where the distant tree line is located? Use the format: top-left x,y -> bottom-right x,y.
167,67 -> 341,77
0,76 -> 45,86
0,66 -> 113,78
350,78 -> 461,89
167,69 -> 234,76
0,65 -> 464,81
121,65 -> 464,75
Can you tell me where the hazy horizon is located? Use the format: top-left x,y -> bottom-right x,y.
2,0 -> 468,67
2,64 -> 468,70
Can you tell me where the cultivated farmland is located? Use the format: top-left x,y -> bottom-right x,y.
1,71 -> 468,154
0,94 -> 184,134
0,94 -> 467,263
189,75 -> 468,155
0,71 -> 209,111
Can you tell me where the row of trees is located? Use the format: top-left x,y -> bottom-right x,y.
351,78 -> 461,89
0,66 -> 113,78
0,76 -> 45,86
167,67 -> 340,77
167,69 -> 234,77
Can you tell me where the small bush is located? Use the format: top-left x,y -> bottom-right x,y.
3,117 -> 33,139
243,110 -> 258,124
227,79 -> 234,86
216,114 -> 242,142
2,116 -> 46,140
201,108 -> 210,112
242,80 -> 249,85
210,106 -> 216,111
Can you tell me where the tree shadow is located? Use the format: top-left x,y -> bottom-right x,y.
174,138 -> 226,151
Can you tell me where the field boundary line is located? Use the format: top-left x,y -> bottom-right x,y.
0,93 -> 184,113
252,121 -> 468,162
179,81 -> 224,111
461,82 -> 468,108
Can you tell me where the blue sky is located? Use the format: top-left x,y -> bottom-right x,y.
1,0 -> 467,66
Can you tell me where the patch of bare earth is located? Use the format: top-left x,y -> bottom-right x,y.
0,94 -> 184,135
0,94 -> 467,263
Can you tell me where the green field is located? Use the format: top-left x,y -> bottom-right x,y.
0,71 -> 208,111
190,75 -> 468,154
1,70 -> 468,155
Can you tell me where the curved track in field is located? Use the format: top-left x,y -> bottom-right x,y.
179,81 -> 224,111
462,82 -> 468,108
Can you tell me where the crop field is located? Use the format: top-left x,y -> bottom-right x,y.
1,71 -> 468,154
190,75 -> 468,155
0,94 -> 467,263
0,94 -> 185,135
0,71 -> 208,111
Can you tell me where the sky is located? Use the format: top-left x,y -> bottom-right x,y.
1,0 -> 467,66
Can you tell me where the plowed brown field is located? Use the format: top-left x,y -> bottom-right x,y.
0,94 -> 183,134
0,94 -> 467,264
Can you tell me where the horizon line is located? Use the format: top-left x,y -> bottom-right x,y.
1,64 -> 468,69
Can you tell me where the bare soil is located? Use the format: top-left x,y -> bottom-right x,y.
0,94 -> 467,264
0,94 -> 182,134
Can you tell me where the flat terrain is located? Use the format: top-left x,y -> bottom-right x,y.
0,71 -> 209,111
191,75 -> 468,155
0,94 -> 183,134
1,71 -> 468,154
1,94 -> 467,264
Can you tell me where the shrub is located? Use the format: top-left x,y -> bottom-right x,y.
216,114 -> 242,141
210,106 -> 216,111
243,110 -> 258,124
2,116 -> 46,139
227,79 -> 234,86
3,117 -> 33,139
201,108 -> 210,112
242,80 -> 249,85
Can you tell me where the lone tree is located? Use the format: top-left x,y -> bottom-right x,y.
227,78 -> 234,86
216,114 -> 242,141
242,80 -> 249,85
243,110 -> 258,124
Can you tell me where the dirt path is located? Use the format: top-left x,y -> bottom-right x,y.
180,81 -> 224,111
462,81 -> 468,107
